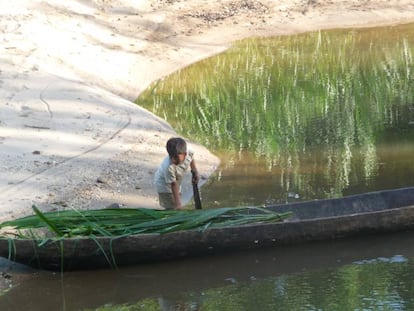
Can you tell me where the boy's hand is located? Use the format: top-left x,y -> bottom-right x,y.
191,170 -> 199,184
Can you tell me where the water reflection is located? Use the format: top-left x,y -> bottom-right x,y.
1,231 -> 414,310
137,23 -> 414,208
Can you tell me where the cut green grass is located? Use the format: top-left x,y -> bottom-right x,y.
0,205 -> 292,239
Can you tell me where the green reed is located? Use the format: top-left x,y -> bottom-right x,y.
0,206 -> 292,238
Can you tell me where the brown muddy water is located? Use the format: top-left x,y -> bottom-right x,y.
1,230 -> 414,310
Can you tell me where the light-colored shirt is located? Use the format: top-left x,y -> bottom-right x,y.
154,150 -> 194,193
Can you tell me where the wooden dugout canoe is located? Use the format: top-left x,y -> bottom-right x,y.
1,187 -> 414,271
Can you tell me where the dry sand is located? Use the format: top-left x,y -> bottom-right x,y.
1,0 -> 414,222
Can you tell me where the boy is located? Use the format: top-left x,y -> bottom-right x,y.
154,137 -> 199,210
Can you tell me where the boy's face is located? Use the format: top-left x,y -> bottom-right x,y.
172,152 -> 186,165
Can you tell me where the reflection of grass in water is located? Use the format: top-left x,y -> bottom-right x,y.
201,259 -> 410,310
84,258 -> 412,310
137,24 -> 414,200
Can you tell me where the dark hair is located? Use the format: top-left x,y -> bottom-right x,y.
166,137 -> 187,158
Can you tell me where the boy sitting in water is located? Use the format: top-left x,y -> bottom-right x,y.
154,137 -> 199,210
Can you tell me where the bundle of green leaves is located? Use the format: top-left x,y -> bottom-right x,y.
0,206 -> 292,238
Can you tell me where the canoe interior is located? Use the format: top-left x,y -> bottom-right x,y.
267,186 -> 414,220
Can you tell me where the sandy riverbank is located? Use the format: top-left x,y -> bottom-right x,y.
1,0 -> 414,222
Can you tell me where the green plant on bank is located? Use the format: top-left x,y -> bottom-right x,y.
0,206 -> 292,239
137,23 -> 414,202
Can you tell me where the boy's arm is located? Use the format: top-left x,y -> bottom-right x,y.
171,181 -> 182,209
190,159 -> 199,184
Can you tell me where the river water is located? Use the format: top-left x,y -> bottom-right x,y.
138,23 -> 414,209
1,230 -> 414,310
2,24 -> 414,310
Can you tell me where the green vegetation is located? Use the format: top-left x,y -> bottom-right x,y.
0,205 -> 292,238
139,25 -> 414,154
137,23 -> 414,204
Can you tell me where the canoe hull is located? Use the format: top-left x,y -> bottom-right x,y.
2,187 -> 414,270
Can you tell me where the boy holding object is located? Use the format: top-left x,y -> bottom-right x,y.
154,137 -> 199,210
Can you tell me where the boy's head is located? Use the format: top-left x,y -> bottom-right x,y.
166,137 -> 187,164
